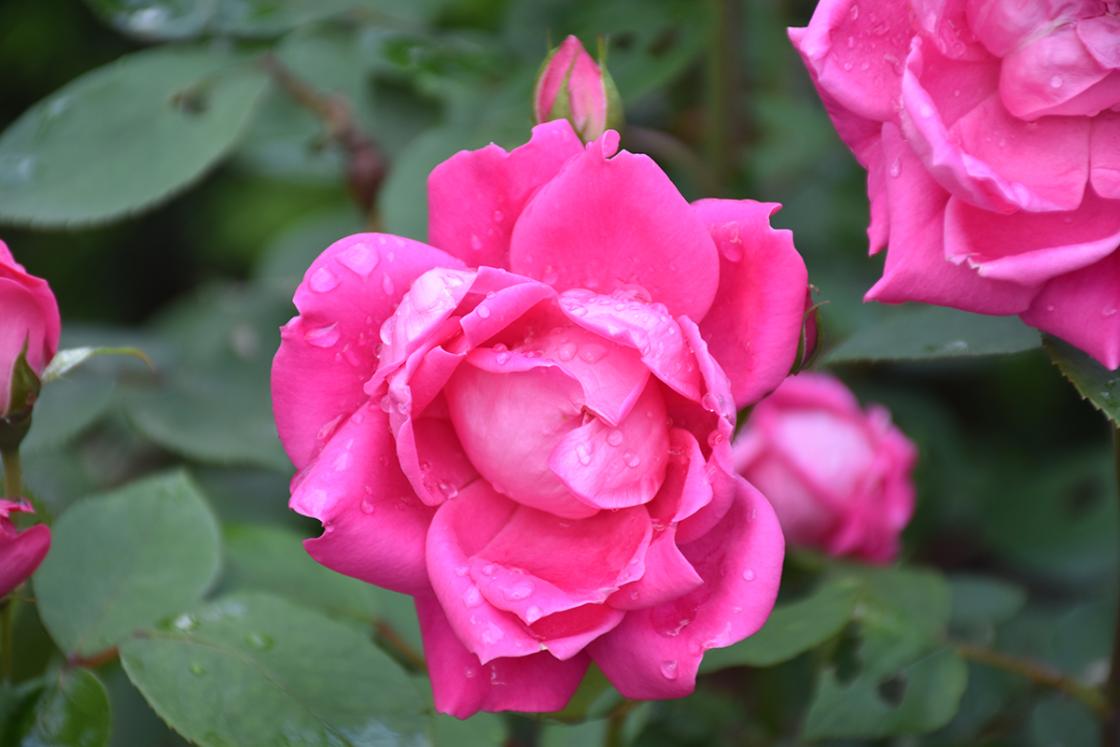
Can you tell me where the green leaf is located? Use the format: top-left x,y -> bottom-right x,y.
823,306 -> 1040,365
119,592 -> 433,747
34,472 -> 221,656
0,46 -> 268,228
701,576 -> 861,671
42,347 -> 152,383
21,374 -> 115,455
803,646 -> 968,740
1045,336 -> 1120,426
948,574 -> 1026,631
4,668 -> 111,747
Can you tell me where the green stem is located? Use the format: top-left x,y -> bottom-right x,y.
1103,425 -> 1120,745
1,449 -> 20,499
705,0 -> 741,195
1,599 -> 11,683
955,642 -> 1107,717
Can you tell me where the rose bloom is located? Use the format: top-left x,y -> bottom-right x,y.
1,240 -> 60,414
734,373 -> 917,563
0,500 -> 51,599
272,121 -> 810,717
790,1 -> 1120,369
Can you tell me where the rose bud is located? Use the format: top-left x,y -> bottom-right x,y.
272,121 -> 811,717
734,373 -> 916,563
533,35 -> 622,142
0,500 -> 50,599
0,241 -> 60,450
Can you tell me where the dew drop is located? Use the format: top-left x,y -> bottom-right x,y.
173,614 -> 197,632
464,666 -> 477,678
305,323 -> 340,349
526,605 -> 543,623
245,632 -> 273,651
742,568 -> 756,582
579,344 -> 608,363
359,498 -> 374,514
660,660 -> 679,679
889,158 -> 901,178
476,304 -> 492,319
1049,75 -> 1063,89
381,274 -> 395,296
492,209 -> 504,223
606,429 -> 624,447
463,585 -> 482,607
189,662 -> 207,676
624,451 -> 641,468
576,441 -> 593,466
495,350 -> 510,365
508,581 -> 534,600
338,242 -> 379,276
470,233 -> 483,251
309,266 -> 340,293
481,563 -> 496,576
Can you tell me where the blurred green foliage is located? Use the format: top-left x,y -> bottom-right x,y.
0,0 -> 1115,745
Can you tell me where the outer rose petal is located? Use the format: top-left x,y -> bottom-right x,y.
900,38 -> 1091,213
789,0 -> 912,123
427,120 -> 583,269
909,0 -> 987,61
272,233 -> 464,469
509,135 -> 720,321
865,123 -> 1037,313
692,199 -> 809,407
589,479 -> 783,698
1092,114 -> 1120,199
1022,251 -> 1120,370
290,400 -> 434,595
999,25 -> 1115,120
944,191 -> 1120,285
0,501 -> 51,598
415,593 -> 588,719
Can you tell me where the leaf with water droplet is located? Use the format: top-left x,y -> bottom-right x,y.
120,592 -> 431,747
1045,336 -> 1120,426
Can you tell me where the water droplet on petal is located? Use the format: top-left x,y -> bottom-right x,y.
607,429 -> 624,447
309,266 -> 340,293
508,581 -> 534,600
476,304 -> 491,319
1049,75 -> 1063,89
464,666 -> 477,678
338,242 -> 379,276
305,323 -> 340,348
742,568 -> 756,582
360,498 -> 375,514
624,451 -> 641,468
889,158 -> 901,178
576,441 -> 593,466
579,344 -> 608,363
660,660 -> 679,679
381,274 -> 395,296
470,234 -> 483,251
526,605 -> 543,623
463,585 -> 482,607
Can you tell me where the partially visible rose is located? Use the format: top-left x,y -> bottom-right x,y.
0,241 -> 60,416
533,35 -> 622,142
733,373 -> 916,563
273,121 -> 810,717
790,1 -> 1120,369
0,500 -> 50,599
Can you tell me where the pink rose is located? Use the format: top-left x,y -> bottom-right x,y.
790,1 -> 1120,369
0,500 -> 51,599
734,373 -> 917,563
271,122 -> 809,717
0,241 -> 61,415
533,35 -> 620,142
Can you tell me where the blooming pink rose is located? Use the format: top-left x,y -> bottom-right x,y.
533,35 -> 620,142
0,500 -> 51,599
0,241 -> 60,415
733,373 -> 916,563
272,122 -> 809,717
790,1 -> 1120,368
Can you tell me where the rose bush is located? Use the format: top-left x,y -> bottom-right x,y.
790,0 -> 1120,369
272,121 -> 809,717
0,500 -> 50,599
733,373 -> 916,563
0,240 -> 60,416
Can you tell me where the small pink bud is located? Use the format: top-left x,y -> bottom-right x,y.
533,35 -> 622,142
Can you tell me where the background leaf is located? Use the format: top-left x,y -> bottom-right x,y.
0,46 -> 268,227
2,668 -> 111,747
34,472 -> 222,656
1046,336 -> 1120,426
119,592 -> 432,747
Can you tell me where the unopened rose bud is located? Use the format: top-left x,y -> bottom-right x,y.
533,35 -> 622,142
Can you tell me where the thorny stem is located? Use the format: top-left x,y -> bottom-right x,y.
954,642 -> 1108,717
1104,424 -> 1120,745
260,54 -> 387,224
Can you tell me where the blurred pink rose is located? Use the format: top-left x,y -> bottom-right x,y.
790,1 -> 1120,369
0,241 -> 60,415
272,122 -> 810,717
0,500 -> 50,599
734,373 -> 916,563
533,35 -> 620,142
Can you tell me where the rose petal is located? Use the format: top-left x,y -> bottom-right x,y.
415,593 -> 588,719
0,501 -> 50,599
589,479 -> 783,698
550,381 -> 669,511
427,121 -> 583,269
865,123 -> 1038,313
1000,24 -> 1115,119
944,190 -> 1120,285
272,233 -> 463,469
509,138 -> 720,320
1092,113 -> 1120,200
1021,251 -> 1120,370
444,353 -> 596,518
692,199 -> 809,407
291,401 -> 435,595
608,526 -> 703,612
788,0 -> 912,123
